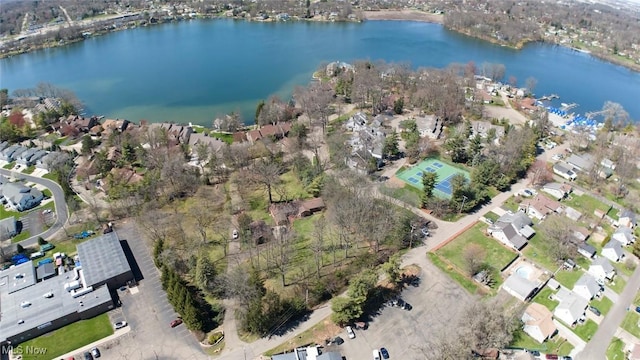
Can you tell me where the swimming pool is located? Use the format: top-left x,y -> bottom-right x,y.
515,265 -> 533,279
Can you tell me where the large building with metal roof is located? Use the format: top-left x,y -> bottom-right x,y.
0,232 -> 134,346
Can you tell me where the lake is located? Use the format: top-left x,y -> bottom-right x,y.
1,19 -> 639,125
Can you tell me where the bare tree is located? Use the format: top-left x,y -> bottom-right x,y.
311,216 -> 327,279
539,214 -> 575,262
462,243 -> 486,275
247,159 -> 282,204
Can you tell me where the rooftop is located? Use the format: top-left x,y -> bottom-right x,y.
76,232 -> 132,288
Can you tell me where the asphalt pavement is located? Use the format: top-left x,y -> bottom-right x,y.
0,168 -> 68,248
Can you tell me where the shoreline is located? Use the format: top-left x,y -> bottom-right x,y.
363,10 -> 444,24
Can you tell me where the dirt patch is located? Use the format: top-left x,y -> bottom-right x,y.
386,176 -> 406,188
364,10 -> 444,23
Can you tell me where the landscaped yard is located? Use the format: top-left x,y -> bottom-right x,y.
613,260 -> 636,277
501,196 -> 521,213
609,276 -> 627,294
591,296 -> 614,316
522,233 -> 562,273
621,310 -> 640,338
16,313 -> 113,360
606,337 -> 626,360
427,252 -> 480,295
3,161 -> 15,169
436,222 -> 518,285
563,193 -> 611,217
554,268 -> 584,289
510,329 -> 573,356
11,230 -> 30,243
572,319 -> 598,342
533,287 -> 559,312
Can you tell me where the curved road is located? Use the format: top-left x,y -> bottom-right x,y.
0,169 -> 69,248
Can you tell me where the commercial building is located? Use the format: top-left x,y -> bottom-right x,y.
0,232 -> 134,346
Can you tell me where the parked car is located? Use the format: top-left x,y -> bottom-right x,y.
332,336 -> 344,345
232,229 -> 239,239
345,325 -> 355,339
545,354 -> 559,360
421,227 -> 430,237
380,347 -> 390,359
90,347 -> 101,358
401,302 -> 412,311
635,306 -> 640,314
170,318 -> 183,328
372,349 -> 381,360
83,352 -> 93,360
114,321 -> 128,329
588,306 -> 601,316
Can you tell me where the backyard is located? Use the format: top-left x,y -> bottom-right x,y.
436,222 -> 519,287
554,268 -> 584,289
510,328 -> 574,356
532,287 -> 560,312
522,233 -> 562,273
16,313 -> 113,360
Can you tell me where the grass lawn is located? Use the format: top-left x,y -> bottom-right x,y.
563,194 -> 611,217
607,337 -> 625,360
572,319 -> 598,342
265,316 -> 340,356
23,165 -> 36,174
533,287 -> 559,312
614,261 -> 636,277
42,189 -> 53,198
554,268 -> 584,289
609,276 -> 627,294
378,183 -> 421,208
3,161 -> 15,169
11,230 -> 31,243
437,223 -> 518,284
621,310 -> 640,338
510,329 -> 573,355
428,252 -> 480,295
591,296 -> 614,315
209,132 -> 234,144
483,211 -> 500,223
42,173 -> 57,181
0,206 -> 20,220
522,233 -> 561,273
16,313 -> 113,360
501,196 -> 521,213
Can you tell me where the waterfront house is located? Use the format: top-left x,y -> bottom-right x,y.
522,303 -> 557,343
602,240 -> 624,262
573,273 -> 601,300
553,163 -> 577,181
588,257 -> 616,282
612,227 -> 635,246
553,288 -> 588,326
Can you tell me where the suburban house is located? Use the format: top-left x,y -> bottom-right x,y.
618,210 -> 637,229
470,121 -> 505,141
15,148 -> 39,166
573,273 -> 601,300
519,195 -> 564,220
0,182 -> 43,211
0,144 -> 27,162
572,227 -> 590,242
566,153 -> 594,172
553,163 -> 577,181
589,257 -> 616,282
188,133 -> 226,156
612,227 -> 635,246
602,240 -> 624,262
600,158 -> 616,170
414,115 -> 443,139
578,243 -> 597,259
148,123 -> 193,145
269,198 -> 326,226
521,303 -> 557,343
501,274 -> 538,301
541,182 -> 572,200
345,112 -> 367,132
553,288 -> 588,326
36,151 -> 68,170
487,212 -> 535,250
0,216 -> 17,241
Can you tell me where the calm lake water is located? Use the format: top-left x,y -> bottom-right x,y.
1,19 -> 639,125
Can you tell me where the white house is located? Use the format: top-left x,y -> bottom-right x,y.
578,243 -> 597,259
618,210 -> 637,229
345,112 -> 367,132
602,240 -> 624,262
612,227 -> 635,246
589,257 -> 616,282
553,288 -> 588,326
0,182 -> 44,211
553,163 -> 577,181
519,195 -> 564,220
487,212 -> 535,250
522,303 -> 557,343
541,182 -> 572,200
573,273 -> 601,300
566,153 -> 595,172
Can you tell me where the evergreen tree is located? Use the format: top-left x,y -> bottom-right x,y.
421,172 -> 438,206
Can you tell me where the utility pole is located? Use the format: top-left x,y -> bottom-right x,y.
459,195 -> 468,214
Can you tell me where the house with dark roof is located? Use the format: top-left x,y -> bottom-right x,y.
553,163 -> 577,181
566,153 -> 595,172
578,243 -> 597,259
618,210 -> 637,229
488,212 -> 535,250
0,216 -> 17,241
270,198 -> 326,226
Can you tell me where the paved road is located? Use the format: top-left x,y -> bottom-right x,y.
0,169 -> 68,248
577,265 -> 640,360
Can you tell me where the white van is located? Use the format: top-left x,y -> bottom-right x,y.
373,349 -> 381,360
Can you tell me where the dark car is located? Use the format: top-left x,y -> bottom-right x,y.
401,303 -> 412,311
380,347 -> 390,359
170,318 -> 183,328
588,306 -> 601,316
83,352 -> 93,360
635,306 -> 640,314
333,336 -> 344,345
545,354 -> 559,360
529,350 -> 540,357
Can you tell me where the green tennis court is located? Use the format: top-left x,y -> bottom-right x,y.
396,158 -> 470,199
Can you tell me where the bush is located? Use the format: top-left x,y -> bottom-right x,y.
37,237 -> 47,245
208,331 -> 224,345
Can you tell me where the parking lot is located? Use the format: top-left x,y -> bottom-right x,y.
333,255 -> 474,360
73,220 -> 207,360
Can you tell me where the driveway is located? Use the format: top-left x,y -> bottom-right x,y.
87,220 -> 207,360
